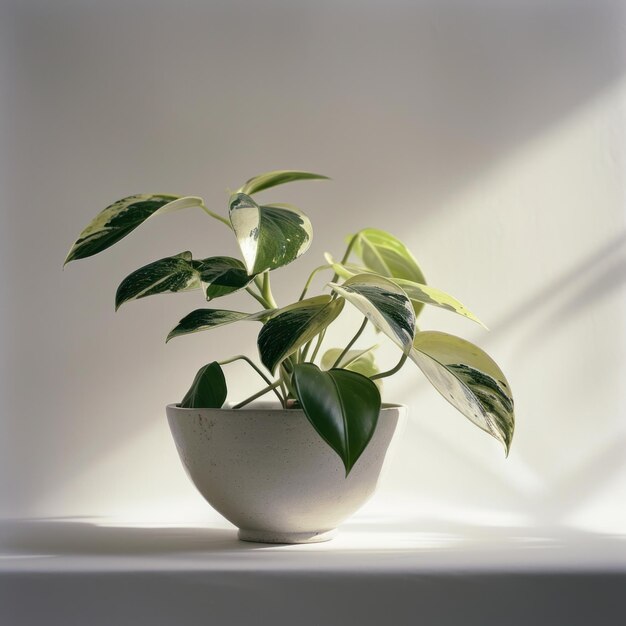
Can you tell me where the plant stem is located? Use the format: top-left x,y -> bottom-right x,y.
299,340 -> 312,363
218,355 -> 284,405
370,351 -> 409,381
279,379 -> 288,402
245,286 -> 270,308
309,331 -> 326,364
329,233 -> 359,283
261,272 -> 278,309
299,264 -> 331,301
280,363 -> 296,398
332,317 -> 368,368
199,203 -> 232,228
232,380 -> 283,409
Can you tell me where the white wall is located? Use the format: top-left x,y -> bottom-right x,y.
1,0 -> 625,538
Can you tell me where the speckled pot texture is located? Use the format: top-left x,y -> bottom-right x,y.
166,403 -> 405,544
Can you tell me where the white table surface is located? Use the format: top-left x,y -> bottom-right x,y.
1,516 -> 625,626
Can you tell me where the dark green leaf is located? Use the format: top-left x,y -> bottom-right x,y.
64,195 -> 203,264
229,193 -> 313,274
257,296 -> 344,374
292,363 -> 381,475
193,256 -> 254,300
115,251 -> 200,310
239,170 -> 329,195
180,362 -> 227,408
410,331 -> 515,454
167,308 -> 268,342
329,274 -> 416,351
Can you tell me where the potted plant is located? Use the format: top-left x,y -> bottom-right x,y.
65,170 -> 515,543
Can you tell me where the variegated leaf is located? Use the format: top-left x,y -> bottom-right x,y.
65,194 -> 203,264
257,296 -> 345,374
229,193 -> 313,274
115,251 -> 200,310
326,255 -> 484,326
329,274 -> 416,351
193,256 -> 254,300
393,278 -> 486,327
410,331 -> 514,454
167,308 -> 269,342
239,170 -> 329,196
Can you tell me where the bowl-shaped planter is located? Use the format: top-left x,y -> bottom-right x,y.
167,402 -> 405,543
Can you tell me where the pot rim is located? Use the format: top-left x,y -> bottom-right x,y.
166,402 -> 406,414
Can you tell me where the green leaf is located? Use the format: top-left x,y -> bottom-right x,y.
329,274 -> 416,351
180,362 -> 227,408
321,346 -> 382,390
167,308 -> 268,342
410,331 -> 515,454
193,256 -> 254,300
349,229 -> 425,316
257,296 -> 345,374
239,170 -> 329,195
326,255 -> 484,327
115,251 -> 200,310
292,363 -> 381,475
351,228 -> 425,282
229,193 -> 313,274
393,278 -> 486,327
64,195 -> 203,264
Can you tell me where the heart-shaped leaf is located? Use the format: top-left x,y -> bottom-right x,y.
180,362 -> 227,408
167,308 -> 268,342
321,346 -> 382,390
292,363 -> 381,475
351,228 -> 426,283
329,274 -> 415,351
193,256 -> 254,300
229,193 -> 312,274
65,195 -> 203,264
239,170 -> 329,196
257,296 -> 345,374
410,331 -> 515,454
115,251 -> 200,310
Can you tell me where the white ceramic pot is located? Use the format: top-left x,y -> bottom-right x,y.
166,402 -> 405,544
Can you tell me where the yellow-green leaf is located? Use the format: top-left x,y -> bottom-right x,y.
350,228 -> 426,284
321,346 -> 382,390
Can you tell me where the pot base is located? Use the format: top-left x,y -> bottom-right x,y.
238,528 -> 337,544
